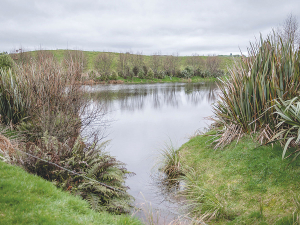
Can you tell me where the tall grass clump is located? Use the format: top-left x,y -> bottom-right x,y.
0,69 -> 28,124
213,33 -> 300,147
158,143 -> 183,180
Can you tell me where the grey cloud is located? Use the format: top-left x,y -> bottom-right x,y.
0,0 -> 299,55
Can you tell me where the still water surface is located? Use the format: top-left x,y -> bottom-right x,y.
85,82 -> 218,221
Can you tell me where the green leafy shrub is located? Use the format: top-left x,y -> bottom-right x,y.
156,70 -> 165,79
142,65 -> 148,76
118,71 -> 124,78
147,68 -> 154,79
110,71 -> 118,80
0,54 -> 14,70
132,66 -> 139,77
181,66 -> 194,78
21,133 -> 134,214
138,70 -> 144,79
212,69 -> 224,78
88,70 -> 98,80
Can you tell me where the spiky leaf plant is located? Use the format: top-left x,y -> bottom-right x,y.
0,69 -> 28,124
271,97 -> 300,162
213,33 -> 300,147
22,133 -> 134,214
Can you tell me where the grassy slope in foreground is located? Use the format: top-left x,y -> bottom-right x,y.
179,131 -> 300,225
0,161 -> 141,225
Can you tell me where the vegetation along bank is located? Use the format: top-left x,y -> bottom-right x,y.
160,20 -> 300,224
0,51 -> 140,224
7,49 -> 234,84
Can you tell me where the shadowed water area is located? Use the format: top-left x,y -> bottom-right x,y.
83,82 -> 218,222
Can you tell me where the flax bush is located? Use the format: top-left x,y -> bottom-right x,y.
213,33 -> 300,147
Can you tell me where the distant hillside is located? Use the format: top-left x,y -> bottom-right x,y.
11,49 -> 236,72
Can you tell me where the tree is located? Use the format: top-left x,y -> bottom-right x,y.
186,53 -> 205,70
206,55 -> 221,75
118,52 -> 131,77
151,52 -> 163,74
132,51 -> 144,69
94,52 -> 114,76
277,14 -> 300,47
163,53 -> 179,76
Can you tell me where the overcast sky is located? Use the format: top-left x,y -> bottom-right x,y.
0,0 -> 299,55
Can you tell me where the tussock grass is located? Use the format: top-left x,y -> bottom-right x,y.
178,131 -> 300,224
0,160 -> 142,225
157,143 -> 183,180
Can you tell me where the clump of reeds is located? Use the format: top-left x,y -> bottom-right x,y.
158,143 -> 183,180
213,32 -> 300,147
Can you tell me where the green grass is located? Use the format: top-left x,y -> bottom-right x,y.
179,131 -> 300,224
0,161 -> 142,225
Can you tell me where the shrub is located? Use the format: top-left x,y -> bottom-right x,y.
212,69 -> 224,78
132,66 -> 139,77
129,71 -> 134,79
142,65 -> 148,76
147,68 -> 154,79
94,53 -> 113,75
194,68 -> 202,77
181,66 -> 194,78
118,71 -> 124,78
88,70 -> 98,80
138,70 -> 144,79
0,54 -> 14,70
175,69 -> 182,78
156,70 -> 165,79
100,73 -> 109,81
110,71 -> 118,80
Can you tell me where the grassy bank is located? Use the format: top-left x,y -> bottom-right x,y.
103,76 -> 218,84
178,131 -> 300,224
0,160 -> 141,225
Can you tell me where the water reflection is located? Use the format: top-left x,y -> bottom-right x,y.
83,82 -> 218,223
84,82 -> 218,112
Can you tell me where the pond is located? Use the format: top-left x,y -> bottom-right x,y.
84,82 -> 218,222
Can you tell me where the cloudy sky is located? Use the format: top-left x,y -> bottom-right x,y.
0,0 -> 299,55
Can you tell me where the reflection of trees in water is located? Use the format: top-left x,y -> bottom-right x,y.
185,83 -> 218,104
86,82 -> 218,112
163,86 -> 179,108
119,89 -> 147,111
